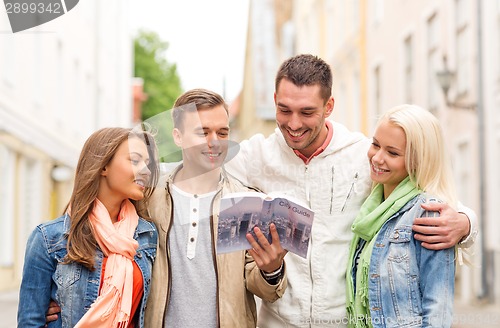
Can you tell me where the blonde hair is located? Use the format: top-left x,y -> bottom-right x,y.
378,104 -> 457,207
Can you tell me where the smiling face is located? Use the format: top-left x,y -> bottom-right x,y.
275,79 -> 334,158
173,105 -> 230,175
368,119 -> 409,198
99,136 -> 151,202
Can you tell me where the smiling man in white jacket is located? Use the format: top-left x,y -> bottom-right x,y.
225,54 -> 477,327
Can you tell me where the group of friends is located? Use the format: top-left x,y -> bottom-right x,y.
17,54 -> 477,328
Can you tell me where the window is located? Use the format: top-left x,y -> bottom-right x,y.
33,33 -> 43,108
2,35 -> 15,87
497,0 -> 500,82
336,82 -> 348,125
0,145 -> 15,267
56,40 -> 65,127
72,59 -> 81,132
281,21 -> 295,59
404,36 -> 414,104
455,140 -> 471,207
455,0 -> 470,95
250,0 -> 278,120
374,65 -> 382,118
339,2 -> 347,41
427,14 -> 440,111
495,135 -> 500,240
351,0 -> 360,29
352,72 -> 360,131
20,158 -> 42,241
373,0 -> 384,25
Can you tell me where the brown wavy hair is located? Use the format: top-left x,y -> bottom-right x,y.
64,127 -> 159,270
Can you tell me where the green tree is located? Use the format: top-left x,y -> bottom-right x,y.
134,29 -> 182,119
134,29 -> 183,162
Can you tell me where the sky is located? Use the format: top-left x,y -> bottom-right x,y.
129,0 -> 250,103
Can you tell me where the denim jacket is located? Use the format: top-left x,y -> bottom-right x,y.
17,214 -> 157,328
366,195 -> 455,328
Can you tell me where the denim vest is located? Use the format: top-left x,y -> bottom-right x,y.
366,195 -> 455,327
17,214 -> 157,328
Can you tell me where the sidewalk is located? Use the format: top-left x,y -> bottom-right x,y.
453,299 -> 500,328
0,289 -> 18,328
3,287 -> 499,327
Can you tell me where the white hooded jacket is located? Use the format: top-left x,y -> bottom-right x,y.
225,121 -> 373,327
226,118 -> 478,327
226,120 -> 478,328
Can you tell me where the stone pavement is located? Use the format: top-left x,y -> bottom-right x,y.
453,300 -> 500,328
0,289 -> 18,328
3,287 -> 499,327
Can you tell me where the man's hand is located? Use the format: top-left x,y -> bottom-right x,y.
45,300 -> 60,324
412,202 -> 470,250
246,223 -> 287,273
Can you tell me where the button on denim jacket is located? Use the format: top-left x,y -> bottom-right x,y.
363,195 -> 455,328
18,214 -> 158,328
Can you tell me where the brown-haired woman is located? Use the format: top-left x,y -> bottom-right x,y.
18,127 -> 159,328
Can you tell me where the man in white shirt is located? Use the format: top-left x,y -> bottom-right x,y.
225,54 -> 477,327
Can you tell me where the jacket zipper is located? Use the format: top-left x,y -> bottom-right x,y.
330,165 -> 335,214
341,172 -> 358,212
305,166 -> 311,207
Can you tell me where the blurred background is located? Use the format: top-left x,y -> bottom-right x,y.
1,0 -> 499,326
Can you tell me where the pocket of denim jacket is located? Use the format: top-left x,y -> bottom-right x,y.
388,228 -> 412,243
54,251 -> 82,288
387,228 -> 412,262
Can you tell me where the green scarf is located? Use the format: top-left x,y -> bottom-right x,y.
345,176 -> 420,328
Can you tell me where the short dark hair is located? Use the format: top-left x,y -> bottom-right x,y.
172,88 -> 228,131
275,54 -> 332,103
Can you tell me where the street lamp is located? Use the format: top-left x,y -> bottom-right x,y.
436,55 -> 476,110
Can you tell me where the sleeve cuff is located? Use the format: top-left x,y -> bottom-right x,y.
457,202 -> 479,248
261,262 -> 285,285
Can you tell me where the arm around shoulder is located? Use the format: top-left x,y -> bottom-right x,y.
224,134 -> 267,186
457,201 -> 478,248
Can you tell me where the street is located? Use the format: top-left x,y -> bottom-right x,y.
0,289 -> 18,328
4,288 -> 499,327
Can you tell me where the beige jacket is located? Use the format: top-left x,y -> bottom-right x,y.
144,165 -> 287,328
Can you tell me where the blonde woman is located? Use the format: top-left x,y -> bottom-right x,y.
346,105 -> 457,327
18,127 -> 159,328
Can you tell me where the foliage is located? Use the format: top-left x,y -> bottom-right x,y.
134,29 -> 183,162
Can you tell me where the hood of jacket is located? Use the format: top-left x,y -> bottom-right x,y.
274,120 -> 367,160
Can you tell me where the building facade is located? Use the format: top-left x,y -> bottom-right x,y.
363,0 -> 498,304
238,0 -> 499,305
234,0 -> 294,139
236,0 -> 371,138
0,0 -> 133,291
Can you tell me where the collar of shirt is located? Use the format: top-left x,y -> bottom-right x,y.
293,120 -> 333,165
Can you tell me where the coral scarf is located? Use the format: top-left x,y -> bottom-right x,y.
75,199 -> 139,328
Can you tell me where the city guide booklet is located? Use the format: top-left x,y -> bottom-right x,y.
216,192 -> 315,258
